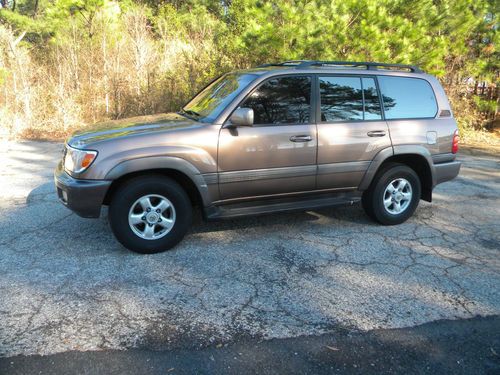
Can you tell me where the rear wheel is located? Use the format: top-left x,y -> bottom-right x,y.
109,175 -> 192,254
362,163 -> 421,225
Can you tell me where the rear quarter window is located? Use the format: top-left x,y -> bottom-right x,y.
378,76 -> 438,119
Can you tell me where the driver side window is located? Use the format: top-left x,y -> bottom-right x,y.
241,76 -> 311,125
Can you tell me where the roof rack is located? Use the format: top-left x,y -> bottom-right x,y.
258,60 -> 423,73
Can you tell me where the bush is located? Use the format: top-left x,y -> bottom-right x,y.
0,0 -> 498,140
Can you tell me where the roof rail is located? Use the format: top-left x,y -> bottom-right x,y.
258,60 -> 423,73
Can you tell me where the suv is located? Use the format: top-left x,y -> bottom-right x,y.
55,60 -> 461,254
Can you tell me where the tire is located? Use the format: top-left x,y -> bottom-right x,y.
109,175 -> 192,254
361,163 -> 421,225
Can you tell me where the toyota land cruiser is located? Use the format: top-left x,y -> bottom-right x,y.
55,60 -> 461,253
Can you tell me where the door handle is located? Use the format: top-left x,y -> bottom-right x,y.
290,135 -> 312,142
367,130 -> 386,137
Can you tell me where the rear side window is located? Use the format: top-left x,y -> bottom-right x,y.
378,76 -> 437,119
241,76 -> 311,125
319,76 -> 382,121
362,78 -> 383,120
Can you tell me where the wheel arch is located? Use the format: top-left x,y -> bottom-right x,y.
360,146 -> 436,202
103,157 -> 212,207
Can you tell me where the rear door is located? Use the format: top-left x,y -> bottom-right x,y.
377,75 -> 441,155
316,75 -> 391,189
217,75 -> 317,200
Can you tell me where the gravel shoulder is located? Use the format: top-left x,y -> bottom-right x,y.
0,141 -> 499,359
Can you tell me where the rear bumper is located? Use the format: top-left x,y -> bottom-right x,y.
54,162 -> 112,218
434,160 -> 461,185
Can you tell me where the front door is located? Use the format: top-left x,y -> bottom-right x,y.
218,75 -> 317,200
316,75 -> 391,190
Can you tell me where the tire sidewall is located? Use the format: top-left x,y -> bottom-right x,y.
109,176 -> 192,254
371,165 -> 421,225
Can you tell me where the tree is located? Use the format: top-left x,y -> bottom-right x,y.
0,0 -> 497,139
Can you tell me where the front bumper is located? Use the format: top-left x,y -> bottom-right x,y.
54,162 -> 112,218
434,160 -> 461,185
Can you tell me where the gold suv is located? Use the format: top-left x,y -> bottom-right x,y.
55,61 -> 461,253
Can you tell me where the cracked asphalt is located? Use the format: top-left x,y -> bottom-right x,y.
0,141 -> 499,359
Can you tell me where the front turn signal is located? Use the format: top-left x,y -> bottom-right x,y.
64,145 -> 98,174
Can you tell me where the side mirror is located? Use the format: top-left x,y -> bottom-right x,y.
229,107 -> 254,127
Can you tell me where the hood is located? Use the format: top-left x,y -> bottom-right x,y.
68,113 -> 199,148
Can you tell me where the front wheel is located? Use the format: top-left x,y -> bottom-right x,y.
109,175 -> 192,254
362,164 -> 421,225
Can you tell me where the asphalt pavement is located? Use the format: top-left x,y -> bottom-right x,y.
1,316 -> 499,374
0,141 -> 499,372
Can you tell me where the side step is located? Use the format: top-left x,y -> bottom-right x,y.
205,192 -> 361,220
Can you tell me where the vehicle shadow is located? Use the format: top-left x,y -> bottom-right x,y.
26,181 -> 374,238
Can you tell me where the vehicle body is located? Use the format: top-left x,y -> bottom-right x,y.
55,60 -> 461,253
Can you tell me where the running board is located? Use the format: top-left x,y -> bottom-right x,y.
205,192 -> 361,220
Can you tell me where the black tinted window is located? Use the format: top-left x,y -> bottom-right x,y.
320,77 -> 363,121
319,77 -> 382,121
241,76 -> 311,125
362,78 -> 383,120
378,76 -> 437,119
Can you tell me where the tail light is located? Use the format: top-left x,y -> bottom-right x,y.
451,130 -> 459,154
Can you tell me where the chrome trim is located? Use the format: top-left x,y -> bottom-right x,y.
367,130 -> 386,137
290,135 -> 313,142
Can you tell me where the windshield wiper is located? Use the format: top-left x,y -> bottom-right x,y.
178,108 -> 201,120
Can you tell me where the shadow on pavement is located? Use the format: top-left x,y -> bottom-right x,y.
1,315 -> 499,375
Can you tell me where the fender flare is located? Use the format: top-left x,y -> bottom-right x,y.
359,145 -> 436,191
105,156 -> 212,206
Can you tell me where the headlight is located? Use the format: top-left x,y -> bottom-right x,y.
64,145 -> 98,174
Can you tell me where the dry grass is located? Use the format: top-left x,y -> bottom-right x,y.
461,128 -> 500,153
0,7 -> 232,141
0,7 -> 497,143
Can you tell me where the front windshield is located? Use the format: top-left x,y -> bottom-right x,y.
181,72 -> 258,123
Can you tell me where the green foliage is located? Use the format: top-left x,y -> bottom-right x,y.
2,0 -> 497,78
474,96 -> 497,113
228,0 -> 497,78
0,0 -> 498,139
